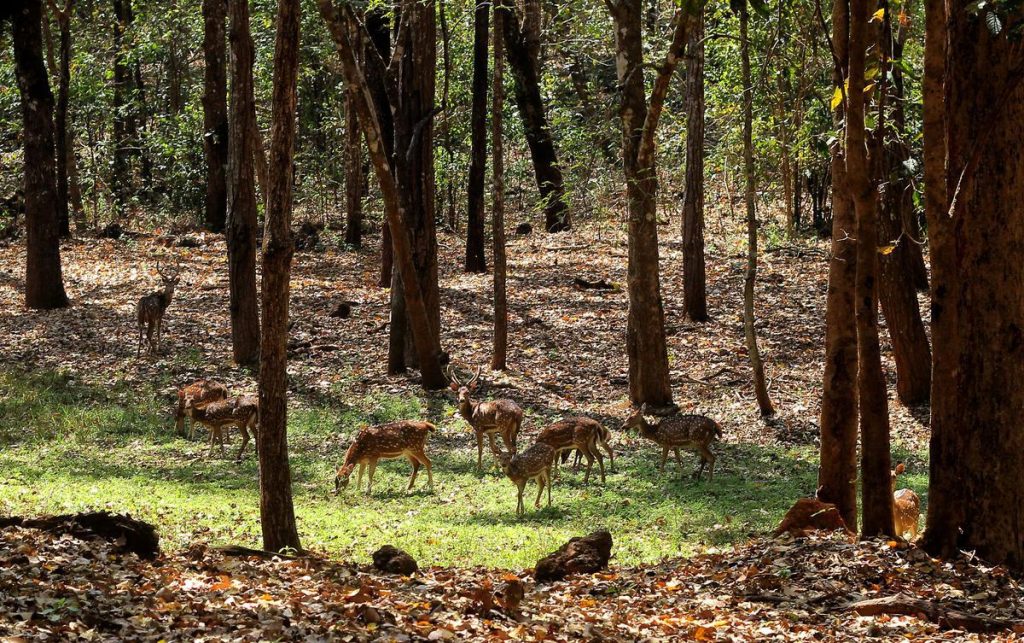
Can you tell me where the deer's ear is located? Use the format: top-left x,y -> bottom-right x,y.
449,382 -> 459,391
895,463 -> 905,475
469,383 -> 479,392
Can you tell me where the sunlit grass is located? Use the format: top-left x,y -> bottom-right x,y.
0,368 -> 928,568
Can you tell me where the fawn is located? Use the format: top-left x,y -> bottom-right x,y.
174,379 -> 229,438
621,405 -> 723,480
562,421 -> 616,475
184,395 -> 259,461
537,416 -> 608,484
892,463 -> 921,540
136,261 -> 180,357
334,421 -> 435,495
492,441 -> 555,516
449,366 -> 524,471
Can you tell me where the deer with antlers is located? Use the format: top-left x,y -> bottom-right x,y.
136,261 -> 181,357
449,366 -> 524,471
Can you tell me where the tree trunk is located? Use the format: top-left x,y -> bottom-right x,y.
740,7 -> 774,417
111,0 -> 133,216
317,0 -> 447,390
876,3 -> 931,406
47,0 -> 72,237
500,1 -> 570,233
13,0 -> 69,309
922,0 -> 1024,570
226,0 -> 260,367
465,0 -> 488,273
439,0 -> 456,231
817,0 -> 858,531
258,0 -> 301,554
608,0 -> 687,409
491,2 -> 507,371
344,84 -> 363,248
681,9 -> 707,322
389,0 -> 441,373
202,0 -> 228,233
364,8 -> 394,288
847,0 -> 893,538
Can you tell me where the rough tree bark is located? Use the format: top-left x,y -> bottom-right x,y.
681,8 -> 707,322
500,0 -> 570,233
344,82 -> 363,248
465,0 -> 488,273
46,0 -> 74,237
847,0 -> 894,538
111,0 -> 135,215
11,0 -> 69,309
491,2 -> 507,371
318,0 -> 446,390
258,0 -> 302,554
817,0 -> 858,531
608,0 -> 688,409
739,5 -> 774,417
922,0 -> 1024,570
439,0 -> 456,231
226,0 -> 260,366
364,8 -> 394,288
202,0 -> 229,232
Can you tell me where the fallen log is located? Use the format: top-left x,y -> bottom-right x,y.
573,276 -> 616,290
0,511 -> 159,560
849,593 -> 1020,633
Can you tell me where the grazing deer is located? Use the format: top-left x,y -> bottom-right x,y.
174,379 -> 229,438
621,405 -> 723,480
449,366 -> 524,471
184,394 -> 259,461
334,421 -> 435,495
493,442 -> 555,516
562,422 -> 616,474
892,463 -> 921,540
537,416 -> 607,484
136,261 -> 180,357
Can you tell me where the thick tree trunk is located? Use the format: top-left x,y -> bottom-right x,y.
258,0 -> 302,554
500,1 -> 570,233
876,9 -> 930,406
922,0 -> 1024,570
465,0 -> 488,273
364,8 -> 394,288
13,0 -> 69,309
317,0 -> 446,390
202,0 -> 228,232
491,3 -> 507,371
608,0 -> 687,408
226,0 -> 260,366
389,0 -> 441,372
681,9 -> 707,322
344,85 -> 362,248
740,8 -> 774,417
847,0 -> 894,538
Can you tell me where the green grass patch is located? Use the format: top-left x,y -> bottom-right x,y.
0,368 -> 927,568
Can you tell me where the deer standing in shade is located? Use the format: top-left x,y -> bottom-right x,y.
449,366 -> 523,471
174,379 -> 229,438
184,394 -> 259,461
622,405 -> 723,481
136,261 -> 180,357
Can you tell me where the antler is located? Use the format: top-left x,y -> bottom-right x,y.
468,366 -> 482,387
155,261 -> 166,280
447,365 -> 462,387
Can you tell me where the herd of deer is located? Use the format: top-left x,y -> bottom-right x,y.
149,264 -> 920,531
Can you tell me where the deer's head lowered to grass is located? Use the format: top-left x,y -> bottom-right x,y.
448,365 -> 523,471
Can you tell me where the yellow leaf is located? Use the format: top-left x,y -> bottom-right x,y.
830,86 -> 844,110
878,244 -> 896,255
864,83 -> 877,94
871,7 -> 885,21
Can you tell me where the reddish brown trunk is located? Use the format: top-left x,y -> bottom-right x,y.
344,83 -> 363,248
682,9 -> 707,323
202,0 -> 228,232
817,0 -> 858,530
491,4 -> 507,371
364,8 -> 394,288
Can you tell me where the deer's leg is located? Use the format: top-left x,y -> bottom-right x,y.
516,482 -> 525,516
236,423 -> 249,462
535,476 -> 545,508
547,469 -> 552,506
356,463 -> 365,490
697,446 -> 715,480
366,460 -> 378,495
582,447 -> 595,485
418,450 -> 433,489
407,456 -> 420,490
659,447 -> 669,471
476,433 -> 485,471
604,441 -> 616,473
594,446 -> 606,484
136,326 -> 144,358
155,318 -> 162,352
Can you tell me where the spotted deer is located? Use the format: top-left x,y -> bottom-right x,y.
892,463 -> 921,540
449,366 -> 524,471
537,416 -> 608,484
622,406 -> 723,481
184,394 -> 259,461
492,441 -> 555,516
334,421 -> 435,495
136,261 -> 180,357
174,379 -> 229,438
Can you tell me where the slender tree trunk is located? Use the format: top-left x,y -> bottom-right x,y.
817,0 -> 858,530
682,9 -> 707,322
876,2 -> 930,406
465,0 -> 488,273
439,0 -> 456,231
258,0 -> 302,554
500,0 -> 570,233
111,0 -> 132,216
13,0 -> 69,309
46,0 -> 72,237
226,0 -> 260,366
608,0 -> 687,409
491,2 -> 507,370
847,0 -> 894,538
344,85 -> 363,248
202,0 -> 228,232
922,0 -> 1024,570
317,0 -> 446,390
364,8 -> 393,288
740,7 -> 774,417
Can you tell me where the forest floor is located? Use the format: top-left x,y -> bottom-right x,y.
0,217 -> 985,640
